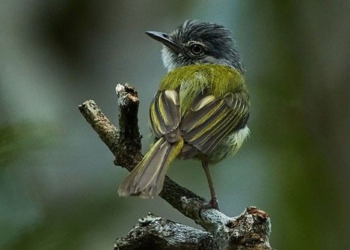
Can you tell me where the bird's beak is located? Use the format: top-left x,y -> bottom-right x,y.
145,31 -> 182,53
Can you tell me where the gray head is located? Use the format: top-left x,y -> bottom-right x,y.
146,20 -> 243,73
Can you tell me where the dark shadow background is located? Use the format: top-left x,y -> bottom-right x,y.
1,1 -> 349,249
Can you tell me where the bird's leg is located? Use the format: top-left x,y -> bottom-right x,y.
202,160 -> 219,210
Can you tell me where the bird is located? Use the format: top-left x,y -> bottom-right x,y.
118,20 -> 250,210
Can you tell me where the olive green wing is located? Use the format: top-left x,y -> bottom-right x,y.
180,90 -> 250,155
149,89 -> 181,143
149,87 -> 249,155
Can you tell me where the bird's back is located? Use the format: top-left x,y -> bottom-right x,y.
150,64 -> 250,163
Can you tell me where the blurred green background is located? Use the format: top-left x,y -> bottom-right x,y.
1,1 -> 349,249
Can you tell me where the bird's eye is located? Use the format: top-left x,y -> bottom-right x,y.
189,44 -> 204,55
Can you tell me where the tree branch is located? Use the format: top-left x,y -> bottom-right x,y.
78,83 -> 273,249
114,213 -> 212,250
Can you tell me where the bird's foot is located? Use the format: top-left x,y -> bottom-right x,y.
201,197 -> 220,211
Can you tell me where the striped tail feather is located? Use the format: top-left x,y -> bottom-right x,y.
118,137 -> 183,198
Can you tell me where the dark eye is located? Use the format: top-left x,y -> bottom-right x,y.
190,44 -> 204,55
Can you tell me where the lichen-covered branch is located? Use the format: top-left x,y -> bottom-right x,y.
114,208 -> 272,250
78,83 -> 273,249
114,213 -> 212,250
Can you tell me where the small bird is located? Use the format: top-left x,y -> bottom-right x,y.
118,20 -> 250,209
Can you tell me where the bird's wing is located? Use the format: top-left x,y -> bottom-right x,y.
180,90 -> 249,154
149,88 -> 249,154
149,89 -> 181,142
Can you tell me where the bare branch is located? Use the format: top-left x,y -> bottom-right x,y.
114,208 -> 272,250
114,213 -> 212,250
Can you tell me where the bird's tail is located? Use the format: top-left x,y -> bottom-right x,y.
118,137 -> 184,198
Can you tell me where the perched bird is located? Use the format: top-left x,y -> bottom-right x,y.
118,20 -> 250,209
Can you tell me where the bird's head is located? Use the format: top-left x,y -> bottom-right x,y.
146,20 -> 243,73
